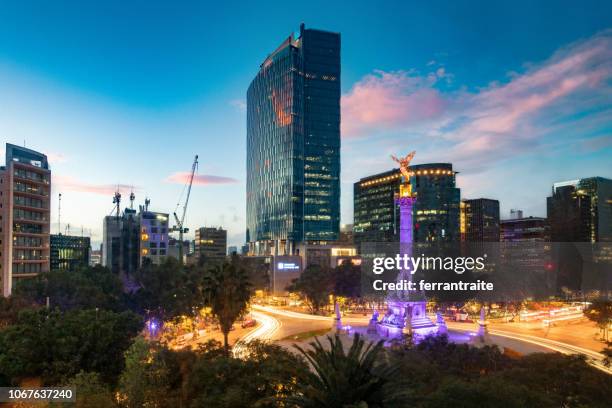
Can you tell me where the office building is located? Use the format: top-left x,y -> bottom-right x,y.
195,227 -> 227,263
168,238 -> 191,263
90,248 -> 102,266
460,198 -> 500,242
546,177 -> 611,292
0,144 -> 51,296
501,216 -> 549,242
50,234 -> 91,271
139,210 -> 169,265
547,177 -> 612,242
246,24 -> 341,255
103,205 -> 169,277
228,246 -> 238,256
353,163 -> 460,247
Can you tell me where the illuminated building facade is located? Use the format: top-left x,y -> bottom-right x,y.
138,211 -> 169,265
195,227 -> 227,263
546,177 -> 611,292
353,164 -> 460,248
460,198 -> 500,242
246,24 -> 340,256
50,234 -> 91,271
102,208 -> 168,279
0,144 -> 51,296
547,177 -> 612,242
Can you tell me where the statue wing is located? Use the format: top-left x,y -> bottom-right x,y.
390,154 -> 400,164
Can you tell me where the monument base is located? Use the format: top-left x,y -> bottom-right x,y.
375,301 -> 438,340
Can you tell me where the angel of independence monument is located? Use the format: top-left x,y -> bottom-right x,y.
372,151 -> 440,340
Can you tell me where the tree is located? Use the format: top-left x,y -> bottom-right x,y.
186,340 -> 306,407
333,260 -> 362,300
132,257 -> 207,322
13,265 -> 126,312
584,300 -> 612,341
0,308 -> 142,385
202,258 -> 252,352
52,371 -> 117,408
288,334 -> 400,407
287,264 -> 333,314
0,296 -> 38,329
118,337 -> 190,407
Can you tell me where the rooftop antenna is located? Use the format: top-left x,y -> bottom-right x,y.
58,193 -> 62,235
129,188 -> 135,210
144,197 -> 151,212
113,189 -> 122,220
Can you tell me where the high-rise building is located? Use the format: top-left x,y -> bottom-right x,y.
353,164 -> 460,247
460,198 -> 500,242
50,234 -> 91,271
195,227 -> 227,263
547,177 -> 612,242
102,206 -> 169,277
0,144 -> 51,296
246,24 -> 341,256
138,210 -> 169,265
90,248 -> 102,266
546,177 -> 611,292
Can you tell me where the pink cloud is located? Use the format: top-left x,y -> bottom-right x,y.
341,70 -> 446,137
344,30 -> 611,172
53,175 -> 137,196
165,172 -> 239,186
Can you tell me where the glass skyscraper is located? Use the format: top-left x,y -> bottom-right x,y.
247,24 -> 340,255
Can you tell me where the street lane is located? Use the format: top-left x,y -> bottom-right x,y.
251,305 -> 611,374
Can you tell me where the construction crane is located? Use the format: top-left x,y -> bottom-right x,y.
171,155 -> 198,264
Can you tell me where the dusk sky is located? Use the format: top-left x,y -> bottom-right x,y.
1,1 -> 611,247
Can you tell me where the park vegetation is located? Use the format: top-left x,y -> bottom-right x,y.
0,258 -> 610,407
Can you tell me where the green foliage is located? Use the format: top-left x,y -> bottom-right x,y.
333,260 -> 362,299
584,300 -> 611,341
118,337 -> 191,407
132,257 -> 207,322
0,308 -> 142,385
289,334 -> 400,407
0,295 -> 38,328
287,264 -> 333,313
186,340 -> 305,408
422,377 -> 551,408
202,258 -> 252,351
388,334 -> 612,407
50,371 -> 117,408
13,265 -> 125,312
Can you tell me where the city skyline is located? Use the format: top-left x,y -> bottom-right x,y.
1,1 -> 611,247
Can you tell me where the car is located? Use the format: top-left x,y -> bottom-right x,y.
241,319 -> 256,328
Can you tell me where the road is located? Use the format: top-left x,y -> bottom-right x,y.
246,305 -> 611,374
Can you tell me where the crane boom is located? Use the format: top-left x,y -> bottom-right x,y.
172,155 -> 198,264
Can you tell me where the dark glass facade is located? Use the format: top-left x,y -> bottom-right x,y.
547,177 -> 612,242
460,198 -> 500,242
500,216 -> 549,242
50,234 -> 91,271
247,25 -> 340,255
353,164 -> 461,248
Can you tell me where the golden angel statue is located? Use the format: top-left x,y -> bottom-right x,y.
390,151 -> 416,179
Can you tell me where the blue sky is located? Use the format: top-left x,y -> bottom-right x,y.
1,1 -> 611,247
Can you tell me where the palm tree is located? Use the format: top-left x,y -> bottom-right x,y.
202,257 -> 252,353
288,334 -> 400,407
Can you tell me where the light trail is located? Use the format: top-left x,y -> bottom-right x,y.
232,310 -> 281,357
255,305 -> 611,374
449,323 -> 611,374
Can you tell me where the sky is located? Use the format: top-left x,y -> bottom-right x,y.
0,0 -> 611,248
